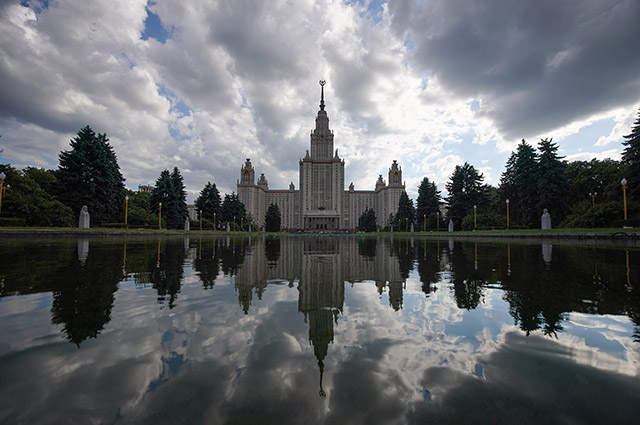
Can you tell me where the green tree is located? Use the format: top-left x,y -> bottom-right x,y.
536,138 -> 569,222
170,167 -> 187,227
220,192 -> 246,227
0,164 -> 74,227
513,139 -> 539,227
195,181 -> 221,224
126,190 -> 156,226
622,107 -> 640,201
395,191 -> 415,230
499,152 -> 520,224
358,208 -> 377,232
445,162 -> 488,229
57,125 -> 126,225
416,177 -> 441,230
562,159 -> 628,227
265,203 -> 281,232
22,167 -> 57,197
150,167 -> 187,229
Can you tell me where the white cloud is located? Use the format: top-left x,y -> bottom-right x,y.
0,0 -> 637,202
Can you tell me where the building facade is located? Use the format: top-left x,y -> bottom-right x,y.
238,81 -> 405,230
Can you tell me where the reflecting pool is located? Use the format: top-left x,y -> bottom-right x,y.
1,235 -> 639,424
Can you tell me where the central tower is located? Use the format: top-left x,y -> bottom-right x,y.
299,80 -> 345,230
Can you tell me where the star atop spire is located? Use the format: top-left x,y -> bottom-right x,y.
319,80 -> 326,111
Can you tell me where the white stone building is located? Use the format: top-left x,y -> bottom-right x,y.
238,81 -> 405,230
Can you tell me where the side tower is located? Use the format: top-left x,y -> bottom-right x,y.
376,160 -> 405,227
237,158 -> 267,227
299,81 -> 345,230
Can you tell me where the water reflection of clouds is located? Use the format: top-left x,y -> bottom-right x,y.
2,237 -> 640,424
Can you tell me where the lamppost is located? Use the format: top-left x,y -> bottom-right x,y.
213,212 -> 217,231
0,171 -> 5,215
124,195 -> 129,225
437,212 -> 440,231
158,202 -> 162,229
473,205 -> 477,230
233,215 -> 236,231
621,178 -> 628,224
423,214 -> 426,232
506,199 -> 510,230
199,209 -> 202,230
589,192 -> 597,207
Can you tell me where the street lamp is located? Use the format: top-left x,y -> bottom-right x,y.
0,171 -> 5,215
124,195 -> 129,225
213,212 -> 217,231
423,214 -> 426,232
437,212 -> 440,231
506,199 -> 510,229
589,192 -> 597,207
473,205 -> 477,230
199,209 -> 202,230
158,202 -> 162,229
621,178 -> 628,223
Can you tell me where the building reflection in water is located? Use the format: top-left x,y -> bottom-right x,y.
233,236 -> 408,397
1,235 -> 639,356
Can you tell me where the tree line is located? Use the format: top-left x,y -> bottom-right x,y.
356,107 -> 640,231
0,125 -> 247,229
1,106 -> 639,230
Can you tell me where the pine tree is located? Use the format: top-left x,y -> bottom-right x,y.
536,138 -> 569,221
395,191 -> 415,230
220,192 -> 247,226
195,181 -> 221,222
265,203 -> 281,232
150,167 -> 187,229
445,162 -> 487,228
499,152 -> 520,224
170,167 -> 187,228
57,126 -> 126,224
358,208 -> 377,232
622,107 -> 640,200
513,139 -> 539,227
416,177 -> 441,230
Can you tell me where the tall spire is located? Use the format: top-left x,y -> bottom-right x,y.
319,80 -> 326,111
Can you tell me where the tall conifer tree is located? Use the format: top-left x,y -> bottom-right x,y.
622,107 -> 640,200
416,177 -> 441,229
445,162 -> 487,228
150,167 -> 187,229
536,138 -> 569,221
513,139 -> 539,227
57,125 -> 125,224
195,181 -> 221,221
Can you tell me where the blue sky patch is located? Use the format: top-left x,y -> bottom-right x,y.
20,0 -> 50,15
141,8 -> 173,43
403,32 -> 415,50
157,84 -> 192,118
554,118 -> 620,158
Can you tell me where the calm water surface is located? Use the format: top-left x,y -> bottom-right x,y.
1,235 -> 639,424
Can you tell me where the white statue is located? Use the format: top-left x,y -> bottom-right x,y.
541,209 -> 551,230
78,205 -> 90,229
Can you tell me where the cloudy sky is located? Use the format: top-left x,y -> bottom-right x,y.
1,0 -> 639,201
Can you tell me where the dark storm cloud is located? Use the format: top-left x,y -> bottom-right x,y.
389,0 -> 640,139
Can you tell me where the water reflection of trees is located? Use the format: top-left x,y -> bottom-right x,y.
2,235 -> 638,346
0,238 -> 122,346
